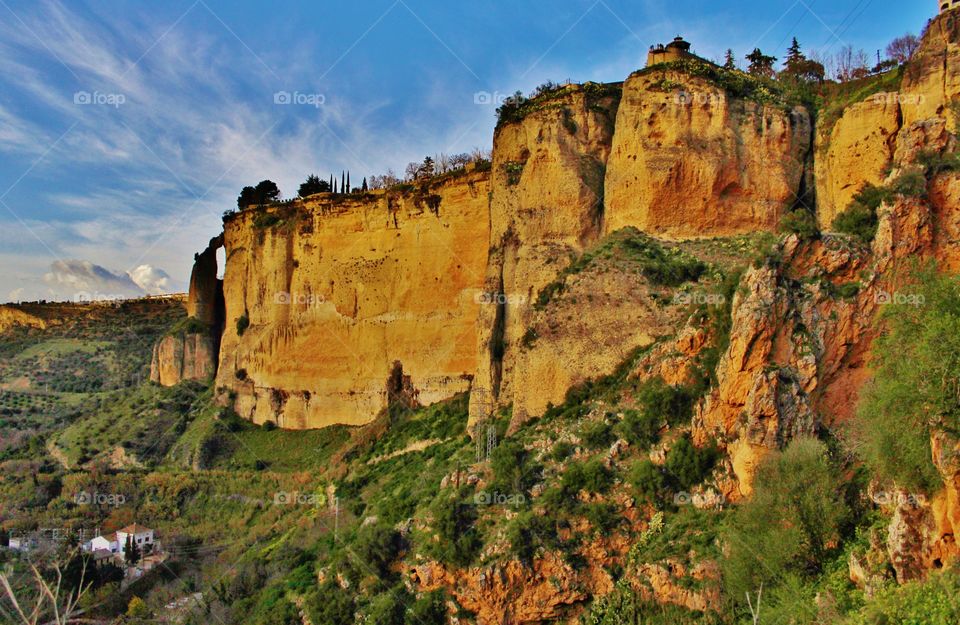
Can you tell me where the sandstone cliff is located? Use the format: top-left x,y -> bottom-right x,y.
150,331 -> 217,386
215,171 -> 491,428
901,11 -> 960,129
815,93 -> 901,229
604,70 -> 812,238
470,84 -> 622,427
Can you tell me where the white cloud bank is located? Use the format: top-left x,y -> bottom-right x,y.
6,259 -> 181,303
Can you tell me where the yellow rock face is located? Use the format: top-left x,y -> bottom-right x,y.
212,78 -> 815,430
815,95 -> 901,230
901,11 -> 960,129
150,333 -> 217,386
470,86 -> 621,426
604,71 -> 811,238
215,172 -> 491,428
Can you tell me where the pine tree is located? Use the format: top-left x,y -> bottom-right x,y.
785,37 -> 804,70
746,48 -> 777,78
723,49 -> 737,70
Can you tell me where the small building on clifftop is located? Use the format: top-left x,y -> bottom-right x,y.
646,36 -> 695,66
941,0 -> 960,13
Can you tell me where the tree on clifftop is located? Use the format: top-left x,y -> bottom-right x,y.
298,174 -> 330,198
746,48 -> 777,78
886,33 -> 920,64
781,38 -> 825,84
255,180 -> 281,203
237,180 -> 282,208
723,49 -> 737,70
237,186 -> 257,208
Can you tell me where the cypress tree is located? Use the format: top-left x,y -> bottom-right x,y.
346,172 -> 351,193
723,49 -> 737,70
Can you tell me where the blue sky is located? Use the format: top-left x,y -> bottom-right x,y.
0,0 -> 933,302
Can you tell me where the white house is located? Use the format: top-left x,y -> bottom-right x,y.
116,524 -> 155,555
88,532 -> 119,554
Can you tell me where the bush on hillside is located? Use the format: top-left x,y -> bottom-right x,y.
855,264 -> 960,492
427,494 -> 482,567
664,434 -> 719,492
722,438 -> 849,609
778,208 -> 819,240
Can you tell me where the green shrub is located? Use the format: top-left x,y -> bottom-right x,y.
917,148 -> 960,177
305,582 -> 354,625
364,584 -> 410,625
889,168 -> 927,198
506,510 -> 558,563
578,420 -> 614,449
635,377 -> 696,427
640,57 -> 787,106
407,590 -> 448,624
551,440 -> 575,462
427,495 -> 482,567
545,458 -> 613,507
617,409 -> 660,447
629,460 -> 668,503
581,579 -> 721,625
850,570 -> 960,625
354,523 -> 402,578
664,434 -> 718,491
855,265 -> 960,492
833,203 -> 878,243
490,438 -> 541,497
503,161 -> 524,186
167,316 -> 209,336
583,502 -> 620,534
252,212 -> 282,230
564,458 -> 613,494
778,209 -> 819,240
722,438 -> 849,607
